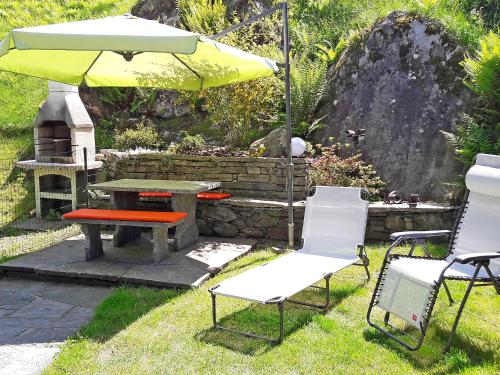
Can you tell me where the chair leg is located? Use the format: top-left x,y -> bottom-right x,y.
418,240 -> 432,258
483,265 -> 500,294
442,281 -> 455,305
408,241 -> 417,256
210,290 -> 286,344
288,275 -> 331,309
444,264 -> 481,353
363,255 -> 371,280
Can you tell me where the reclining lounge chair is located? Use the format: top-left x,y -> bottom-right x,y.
209,186 -> 370,343
367,153 -> 500,352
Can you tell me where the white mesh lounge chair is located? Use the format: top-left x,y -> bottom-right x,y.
209,186 -> 370,343
367,153 -> 500,352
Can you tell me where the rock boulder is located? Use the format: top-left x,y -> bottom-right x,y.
314,12 -> 471,201
249,126 -> 287,157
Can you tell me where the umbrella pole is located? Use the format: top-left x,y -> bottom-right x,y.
212,2 -> 294,248
282,3 -> 294,248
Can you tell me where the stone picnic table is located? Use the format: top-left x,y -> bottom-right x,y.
88,179 -> 221,250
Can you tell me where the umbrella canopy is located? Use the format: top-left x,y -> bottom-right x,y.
0,15 -> 278,90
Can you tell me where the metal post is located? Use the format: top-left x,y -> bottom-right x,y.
282,2 -> 294,248
210,2 -> 294,248
278,301 -> 285,343
83,147 -> 89,208
211,293 -> 217,328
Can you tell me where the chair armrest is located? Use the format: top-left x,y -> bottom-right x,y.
453,252 -> 500,264
390,230 -> 451,241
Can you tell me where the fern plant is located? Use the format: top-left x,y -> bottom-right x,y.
177,0 -> 228,35
449,31 -> 500,167
291,56 -> 327,126
441,114 -> 495,166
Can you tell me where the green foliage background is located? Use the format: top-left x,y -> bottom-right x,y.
0,0 -> 497,158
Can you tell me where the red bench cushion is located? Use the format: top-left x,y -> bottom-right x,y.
197,192 -> 232,200
139,192 -> 173,198
63,209 -> 187,223
138,192 -> 231,200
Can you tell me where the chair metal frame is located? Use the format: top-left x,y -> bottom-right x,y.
210,245 -> 370,344
366,191 -> 500,352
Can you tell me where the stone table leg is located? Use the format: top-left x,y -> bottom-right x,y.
82,223 -> 103,260
111,191 -> 141,247
152,225 -> 169,263
171,193 -> 198,250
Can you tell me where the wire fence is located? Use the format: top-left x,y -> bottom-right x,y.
0,146 -> 100,261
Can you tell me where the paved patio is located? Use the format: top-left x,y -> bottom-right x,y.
0,278 -> 111,375
0,233 -> 256,288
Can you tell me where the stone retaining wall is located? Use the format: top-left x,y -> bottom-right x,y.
93,197 -> 456,243
196,199 -> 457,242
97,151 -> 458,243
102,151 -> 309,200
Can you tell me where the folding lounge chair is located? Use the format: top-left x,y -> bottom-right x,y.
209,186 -> 370,343
367,153 -> 500,352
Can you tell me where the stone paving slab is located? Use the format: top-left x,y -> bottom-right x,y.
0,278 -> 111,375
11,297 -> 74,319
0,235 -> 257,288
0,343 -> 59,375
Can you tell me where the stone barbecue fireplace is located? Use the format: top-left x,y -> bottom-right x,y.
17,81 -> 102,218
34,82 -> 96,163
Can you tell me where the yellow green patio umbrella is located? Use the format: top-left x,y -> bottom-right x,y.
0,9 -> 299,248
0,14 -> 278,90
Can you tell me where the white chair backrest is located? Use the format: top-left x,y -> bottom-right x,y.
453,154 -> 500,275
301,186 -> 368,257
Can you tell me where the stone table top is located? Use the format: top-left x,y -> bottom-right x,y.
88,179 -> 221,194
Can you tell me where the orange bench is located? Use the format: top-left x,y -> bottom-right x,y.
63,208 -> 187,263
138,192 -> 232,200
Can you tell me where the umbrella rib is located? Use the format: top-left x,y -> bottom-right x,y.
83,50 -> 103,78
172,53 -> 204,90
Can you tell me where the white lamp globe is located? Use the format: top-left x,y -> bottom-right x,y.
291,137 -> 306,157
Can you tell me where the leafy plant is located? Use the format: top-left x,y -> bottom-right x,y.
314,38 -> 347,66
45,208 -> 61,221
201,75 -> 283,147
441,115 -> 496,166
170,131 -> 206,154
114,122 -> 163,151
445,31 -> 499,167
95,118 -> 115,150
291,56 -> 327,126
178,0 -> 228,34
98,87 -> 156,116
308,143 -> 386,199
293,116 -> 326,140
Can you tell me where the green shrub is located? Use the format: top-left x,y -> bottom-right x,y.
308,143 -> 386,199
444,31 -> 499,166
290,0 -> 488,55
98,87 -> 156,116
291,56 -> 327,126
178,0 -> 228,35
171,131 -> 206,154
442,114 -> 495,166
176,1 -> 284,149
114,123 -> 163,151
314,38 -> 348,67
177,42 -> 284,149
94,119 -> 115,150
292,116 -> 326,140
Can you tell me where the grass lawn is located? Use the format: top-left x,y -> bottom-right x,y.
45,243 -> 499,374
